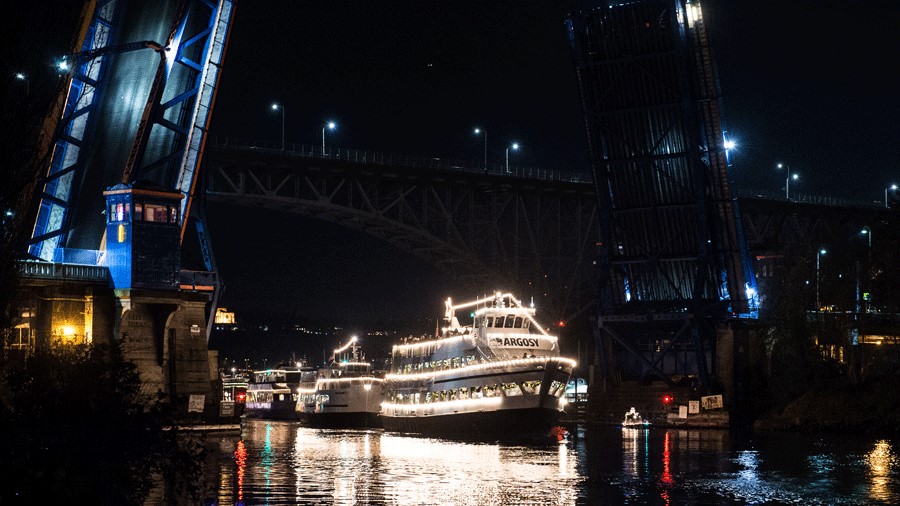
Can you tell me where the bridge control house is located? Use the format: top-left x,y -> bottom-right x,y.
104,181 -> 183,291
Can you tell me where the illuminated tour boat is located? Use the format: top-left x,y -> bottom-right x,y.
622,407 -> 650,428
297,337 -> 385,428
244,363 -> 317,420
381,293 -> 576,438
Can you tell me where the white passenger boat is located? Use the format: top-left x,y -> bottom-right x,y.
297,337 -> 384,429
381,293 -> 576,439
244,363 -> 317,420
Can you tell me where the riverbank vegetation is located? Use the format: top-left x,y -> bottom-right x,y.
749,243 -> 900,435
0,343 -> 203,504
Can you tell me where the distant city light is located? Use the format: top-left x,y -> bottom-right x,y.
15,72 -> 26,81
271,103 -> 280,110
57,59 -> 69,71
792,174 -> 799,180
723,139 -> 736,150
511,143 -> 519,150
327,121 -> 336,130
474,128 -> 481,134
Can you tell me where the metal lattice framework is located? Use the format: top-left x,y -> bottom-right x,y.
204,142 -> 599,324
567,0 -> 756,387
27,0 -> 234,263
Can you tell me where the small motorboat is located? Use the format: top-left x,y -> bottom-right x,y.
622,406 -> 650,428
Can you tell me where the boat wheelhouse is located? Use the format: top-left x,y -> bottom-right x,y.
297,337 -> 384,428
381,293 -> 576,439
245,363 -> 317,420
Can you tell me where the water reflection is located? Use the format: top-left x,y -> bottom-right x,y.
868,440 -> 896,502
197,421 -> 898,505
234,440 -> 246,503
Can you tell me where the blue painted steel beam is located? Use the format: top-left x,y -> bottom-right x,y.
28,0 -> 122,261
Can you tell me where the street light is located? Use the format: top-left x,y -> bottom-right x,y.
816,248 -> 827,311
505,142 -> 519,173
323,121 -> 336,151
885,184 -> 898,208
860,226 -> 872,248
473,127 -> 487,170
271,103 -> 285,150
723,136 -> 736,166
778,163 -> 800,199
14,72 -> 29,95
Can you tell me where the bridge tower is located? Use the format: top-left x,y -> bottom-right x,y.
567,0 -> 757,399
11,0 -> 235,414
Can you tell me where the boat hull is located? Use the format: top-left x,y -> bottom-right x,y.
244,400 -> 302,421
382,405 -> 562,439
306,412 -> 382,429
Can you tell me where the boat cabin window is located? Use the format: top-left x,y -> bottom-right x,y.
514,317 -> 524,328
504,315 -> 515,328
494,316 -> 505,328
523,320 -> 530,329
501,382 -> 522,396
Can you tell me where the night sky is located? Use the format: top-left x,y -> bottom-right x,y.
204,0 -> 900,324
8,1 -> 898,325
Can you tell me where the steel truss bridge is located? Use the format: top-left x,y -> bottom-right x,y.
204,138 -> 600,325
203,138 -> 891,333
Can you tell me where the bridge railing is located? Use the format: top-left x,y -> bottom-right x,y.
210,137 -> 592,184
17,260 -> 110,283
737,189 -> 882,209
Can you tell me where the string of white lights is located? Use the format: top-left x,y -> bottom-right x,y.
385,356 -> 576,382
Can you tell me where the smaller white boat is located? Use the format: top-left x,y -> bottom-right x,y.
297,336 -> 384,429
622,406 -> 649,428
245,362 -> 317,420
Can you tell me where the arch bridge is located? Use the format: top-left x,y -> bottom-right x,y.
204,138 -> 600,324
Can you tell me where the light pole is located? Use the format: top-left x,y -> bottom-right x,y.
505,142 -> 519,173
14,72 -> 29,95
816,248 -> 827,311
271,103 -> 285,150
885,184 -> 898,208
473,127 -> 487,170
323,121 -> 336,151
778,163 -> 799,199
860,226 -> 872,248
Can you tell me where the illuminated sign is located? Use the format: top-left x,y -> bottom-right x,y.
487,333 -> 557,350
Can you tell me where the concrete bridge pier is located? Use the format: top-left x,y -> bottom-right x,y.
116,289 -> 218,413
10,267 -> 222,421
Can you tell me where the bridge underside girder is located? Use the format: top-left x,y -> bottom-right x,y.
595,311 -> 717,388
205,147 -> 599,324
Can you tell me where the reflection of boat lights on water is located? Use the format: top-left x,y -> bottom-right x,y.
735,449 -> 760,488
622,427 -> 641,479
661,431 -> 673,485
234,440 -> 246,502
867,440 -> 895,501
378,433 -> 578,504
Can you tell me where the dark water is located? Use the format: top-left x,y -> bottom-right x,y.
193,419 -> 898,505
